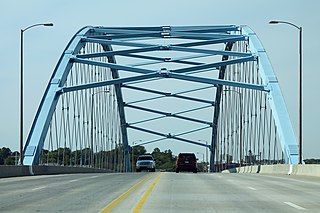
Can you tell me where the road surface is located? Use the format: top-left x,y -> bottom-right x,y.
1,172 -> 320,212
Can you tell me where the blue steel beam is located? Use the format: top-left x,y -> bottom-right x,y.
127,125 -> 211,149
124,104 -> 213,126
76,46 -> 159,59
82,38 -> 153,48
170,25 -> 239,33
122,85 -> 214,105
210,42 -> 234,172
94,25 -> 239,33
128,53 -> 210,67
23,27 -> 92,165
168,72 -> 268,91
102,44 -> 131,172
170,46 -> 252,57
175,36 -> 247,47
61,70 -> 267,95
123,54 -> 204,66
241,26 -> 298,164
93,27 -> 243,41
133,126 -> 212,148
72,57 -> 154,74
124,85 -> 215,105
128,105 -> 212,126
60,73 -> 159,94
173,56 -> 256,74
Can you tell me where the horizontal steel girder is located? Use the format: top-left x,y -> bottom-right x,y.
59,70 -> 268,94
127,125 -> 211,149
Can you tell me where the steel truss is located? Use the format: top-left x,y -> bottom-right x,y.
23,25 -> 298,172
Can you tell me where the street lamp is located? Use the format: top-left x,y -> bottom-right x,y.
269,20 -> 303,164
131,140 -> 142,172
197,152 -> 205,172
90,90 -> 109,167
20,23 -> 53,165
198,139 -> 209,172
224,89 -> 243,166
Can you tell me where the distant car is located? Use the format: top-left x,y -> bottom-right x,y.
136,154 -> 156,172
176,153 -> 197,173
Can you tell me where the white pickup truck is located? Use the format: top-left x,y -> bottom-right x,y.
136,154 -> 156,172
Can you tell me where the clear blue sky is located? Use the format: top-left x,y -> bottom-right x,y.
1,0 -> 319,159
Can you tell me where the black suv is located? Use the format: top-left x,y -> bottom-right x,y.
176,153 -> 197,173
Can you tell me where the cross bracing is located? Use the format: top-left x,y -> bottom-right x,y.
23,25 -> 298,172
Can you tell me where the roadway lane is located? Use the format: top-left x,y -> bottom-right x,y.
0,173 -> 150,212
1,173 -> 320,212
138,173 -> 320,213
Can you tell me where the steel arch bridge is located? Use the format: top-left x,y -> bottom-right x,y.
23,25 -> 298,172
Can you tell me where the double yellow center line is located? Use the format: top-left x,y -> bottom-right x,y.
101,173 -> 164,213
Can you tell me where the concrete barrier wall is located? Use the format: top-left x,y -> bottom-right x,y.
0,165 -> 112,178
222,164 -> 320,177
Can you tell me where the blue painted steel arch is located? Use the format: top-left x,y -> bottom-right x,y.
22,25 -> 298,171
242,26 -> 298,164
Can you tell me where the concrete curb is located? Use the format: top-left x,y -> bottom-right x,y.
222,164 -> 320,177
0,165 -> 112,178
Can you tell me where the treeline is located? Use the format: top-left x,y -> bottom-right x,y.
4,147 -> 316,169
0,147 -> 19,165
304,159 -> 320,164
131,146 -> 177,172
0,146 -> 180,172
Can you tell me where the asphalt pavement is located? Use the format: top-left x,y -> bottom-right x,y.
1,172 -> 320,212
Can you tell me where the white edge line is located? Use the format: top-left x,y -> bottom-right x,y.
32,186 -> 47,191
284,202 -> 306,210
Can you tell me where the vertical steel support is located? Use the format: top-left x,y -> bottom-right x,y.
103,45 -> 131,172
210,42 -> 234,172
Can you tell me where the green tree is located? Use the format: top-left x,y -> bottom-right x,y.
304,159 -> 320,164
0,147 -> 12,165
131,145 -> 147,171
152,148 -> 177,172
4,156 -> 16,165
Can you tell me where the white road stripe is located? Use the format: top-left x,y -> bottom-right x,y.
248,187 -> 256,190
284,202 -> 306,210
68,179 -> 80,183
32,186 -> 47,191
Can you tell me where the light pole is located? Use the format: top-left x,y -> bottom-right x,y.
197,152 -> 205,172
20,23 -> 53,165
90,90 -> 109,168
269,20 -> 303,164
131,140 -> 142,172
198,139 -> 209,172
224,89 -> 243,166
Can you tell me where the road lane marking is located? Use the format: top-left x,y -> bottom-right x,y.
100,174 -> 153,213
68,179 -> 79,183
32,186 -> 47,191
284,202 -> 306,210
248,187 -> 256,190
133,173 -> 164,213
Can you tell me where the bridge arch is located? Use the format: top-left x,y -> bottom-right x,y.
23,25 -> 298,172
